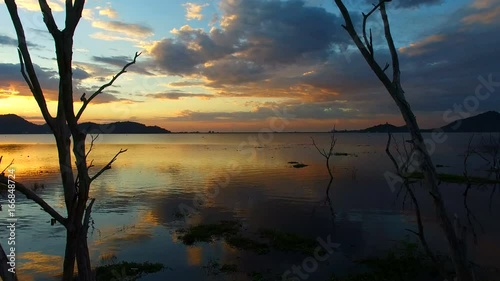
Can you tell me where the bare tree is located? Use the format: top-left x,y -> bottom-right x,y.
4,1 -> 138,280
332,1 -> 473,280
311,130 -> 337,230
385,133 -> 448,279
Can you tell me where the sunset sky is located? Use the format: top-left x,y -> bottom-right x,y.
0,0 -> 499,132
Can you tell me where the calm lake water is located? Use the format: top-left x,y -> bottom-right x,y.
1,133 -> 499,280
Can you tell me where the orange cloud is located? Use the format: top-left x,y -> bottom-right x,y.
399,34 -> 446,56
462,6 -> 500,25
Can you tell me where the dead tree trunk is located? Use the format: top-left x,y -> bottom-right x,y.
4,1 -> 137,280
333,1 -> 473,280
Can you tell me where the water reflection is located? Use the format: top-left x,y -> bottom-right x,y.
0,133 -> 499,280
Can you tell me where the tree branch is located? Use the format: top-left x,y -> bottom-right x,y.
38,0 -> 62,38
333,0 -> 395,93
0,158 -> 14,175
83,198 -> 95,233
0,175 -> 66,226
90,149 -> 127,183
76,52 -> 141,121
379,1 -> 401,85
5,0 -> 54,129
362,3 -> 384,58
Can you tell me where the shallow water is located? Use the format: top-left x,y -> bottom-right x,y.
1,133 -> 499,280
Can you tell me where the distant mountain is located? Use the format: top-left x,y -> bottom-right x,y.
441,111 -> 500,132
0,114 -> 50,134
357,123 -> 408,133
343,111 -> 500,133
79,121 -> 170,134
0,114 -> 171,134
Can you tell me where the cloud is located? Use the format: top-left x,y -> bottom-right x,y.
11,0 -> 64,12
168,80 -> 205,87
150,0 -> 348,79
146,91 -> 213,100
0,35 -> 18,46
99,7 -> 119,19
183,2 -> 209,20
0,34 -> 43,49
92,55 -> 154,76
91,20 -> 153,38
462,6 -> 500,25
370,0 -> 444,9
398,34 -> 446,56
82,8 -> 94,20
202,58 -> 267,86
0,63 -> 92,101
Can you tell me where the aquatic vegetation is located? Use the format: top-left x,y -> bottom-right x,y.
177,220 -> 242,245
203,260 -> 238,276
225,235 -> 270,254
258,229 -> 318,255
329,241 -> 440,281
95,261 -> 165,281
177,221 -> 321,256
407,172 -> 500,184
333,152 -> 358,157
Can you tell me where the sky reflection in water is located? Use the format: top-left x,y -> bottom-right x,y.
1,133 -> 499,280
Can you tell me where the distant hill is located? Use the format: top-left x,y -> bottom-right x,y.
441,111 -> 500,132
357,123 -> 408,133
79,121 -> 170,134
0,114 -> 171,134
0,114 -> 50,134
343,111 -> 500,133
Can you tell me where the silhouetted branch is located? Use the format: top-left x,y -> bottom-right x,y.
0,174 -> 66,226
76,52 -> 141,121
85,134 -> 99,159
90,149 -> 127,183
4,0 -> 54,128
0,158 -> 14,175
362,2 -> 387,57
83,198 -> 96,233
311,128 -> 336,180
38,0 -> 62,38
385,132 -> 448,279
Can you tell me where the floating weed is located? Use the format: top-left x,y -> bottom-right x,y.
95,261 -> 165,281
177,220 -> 242,245
407,172 -> 500,184
226,235 -> 270,255
258,229 -> 318,255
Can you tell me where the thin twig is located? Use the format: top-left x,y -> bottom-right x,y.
76,52 -> 141,121
90,149 -> 127,183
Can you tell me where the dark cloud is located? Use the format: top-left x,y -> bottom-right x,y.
0,63 -> 125,104
393,0 -> 443,8
363,0 -> 443,8
92,55 -> 155,76
150,26 -> 233,75
73,67 -> 91,80
0,34 -> 43,49
146,91 -> 213,100
219,0 -> 346,64
203,58 -> 267,86
150,0 -> 348,78
0,35 -> 17,46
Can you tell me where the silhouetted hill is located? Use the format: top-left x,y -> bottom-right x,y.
0,114 -> 171,134
79,121 -> 170,134
0,114 -> 49,134
441,111 -> 500,132
357,123 -> 408,133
